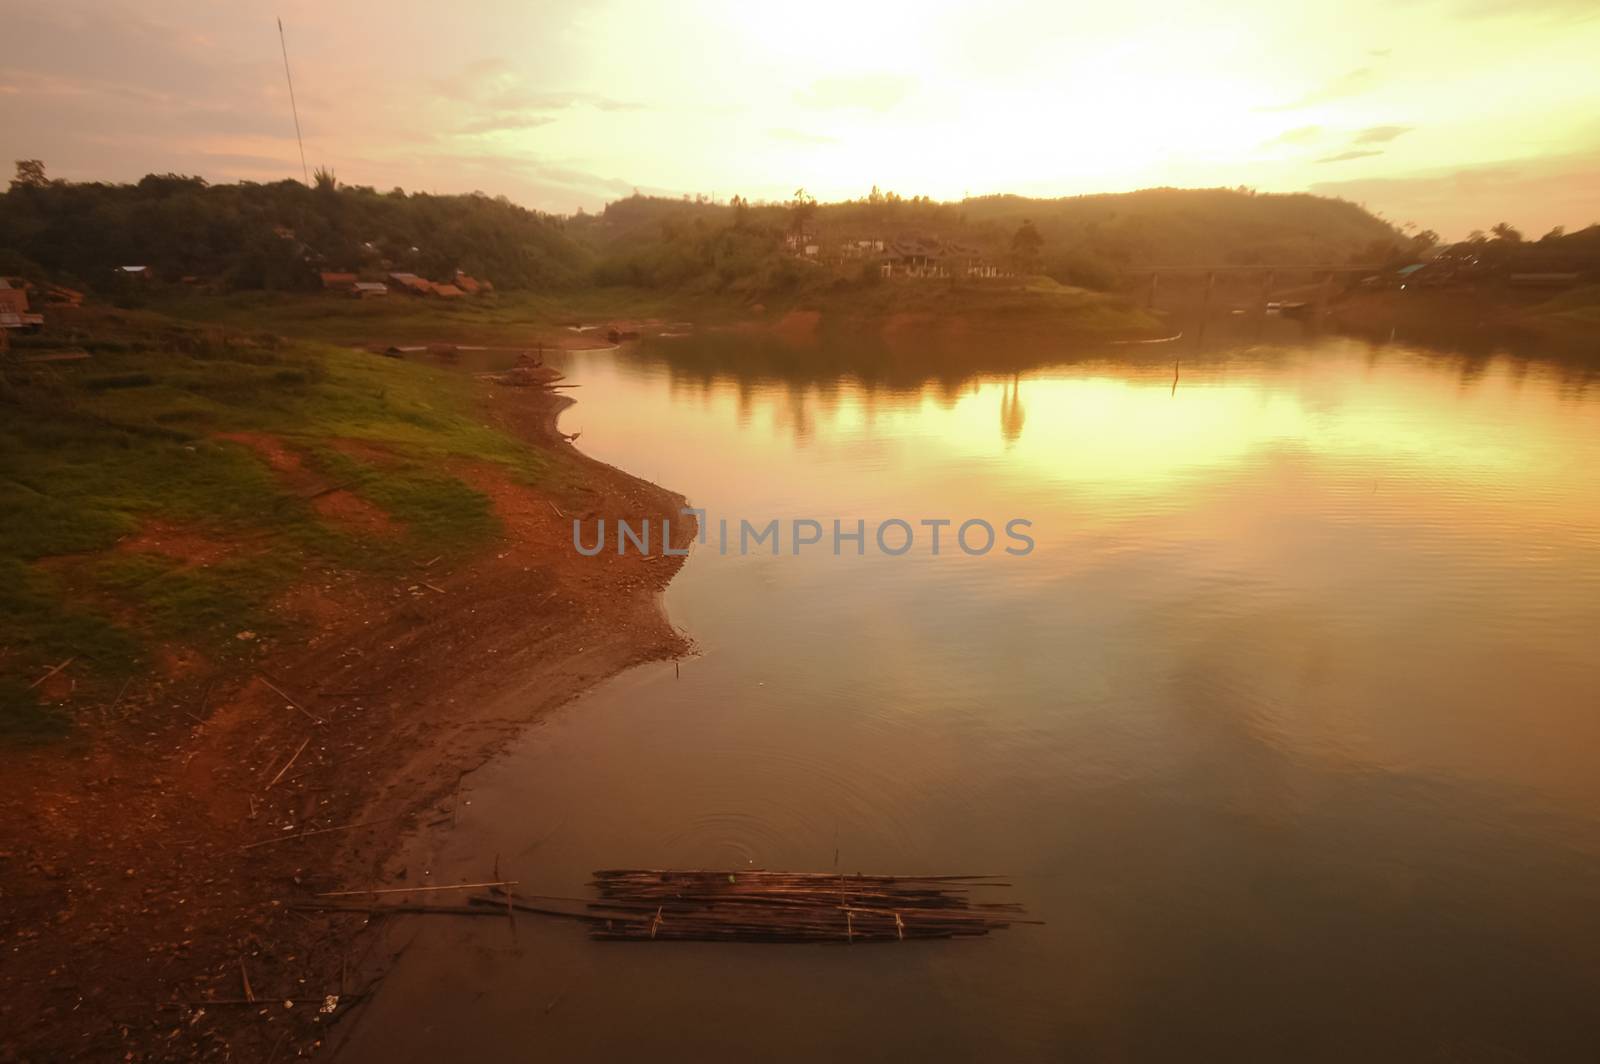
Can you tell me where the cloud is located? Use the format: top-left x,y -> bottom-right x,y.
428,62 -> 643,138
1263,124 -> 1322,147
1352,124 -> 1414,145
1317,149 -> 1386,163
1436,0 -> 1600,21
795,74 -> 914,112
1311,150 -> 1600,238
1265,66 -> 1381,111
454,113 -> 558,136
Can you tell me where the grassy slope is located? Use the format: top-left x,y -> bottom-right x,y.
0,308 -> 546,737
147,276 -> 1158,347
1530,284 -> 1600,328
144,288 -> 717,345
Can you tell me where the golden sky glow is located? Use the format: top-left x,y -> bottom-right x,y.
3,0 -> 1598,236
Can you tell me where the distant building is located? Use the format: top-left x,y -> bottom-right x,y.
117,265 -> 151,280
387,272 -> 435,296
0,279 -> 43,331
431,283 -> 465,298
319,271 -> 359,291
879,238 -> 1000,279
0,280 -> 29,315
351,282 -> 389,298
44,283 -> 84,306
840,238 -> 886,259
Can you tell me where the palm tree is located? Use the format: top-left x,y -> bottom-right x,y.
1489,222 -> 1523,243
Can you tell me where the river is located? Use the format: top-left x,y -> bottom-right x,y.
340,324 -> 1600,1062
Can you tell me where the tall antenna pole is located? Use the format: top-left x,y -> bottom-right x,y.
277,17 -> 309,185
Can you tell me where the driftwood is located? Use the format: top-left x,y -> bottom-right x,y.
581,869 -> 1028,942
260,676 -> 322,725
426,870 -> 1035,944
29,657 -> 74,689
315,880 -> 517,898
264,738 -> 309,790
282,869 -> 1034,945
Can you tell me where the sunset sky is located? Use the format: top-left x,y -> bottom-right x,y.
3,0 -> 1598,238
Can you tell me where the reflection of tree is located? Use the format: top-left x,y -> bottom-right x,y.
1000,375 -> 1026,444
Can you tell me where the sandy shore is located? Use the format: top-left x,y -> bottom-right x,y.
0,377 -> 694,1062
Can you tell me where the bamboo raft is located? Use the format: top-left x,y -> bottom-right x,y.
511,869 -> 1032,943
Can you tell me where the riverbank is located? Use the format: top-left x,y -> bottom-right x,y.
1325,284 -> 1600,358
143,277 -> 1164,351
0,310 -> 694,1060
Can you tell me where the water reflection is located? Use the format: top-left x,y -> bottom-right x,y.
345,329 -> 1600,1063
999,375 -> 1025,444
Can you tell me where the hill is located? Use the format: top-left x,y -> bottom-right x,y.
571,186 -> 1416,293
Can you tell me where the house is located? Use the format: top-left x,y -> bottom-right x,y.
350,282 -> 388,298
319,271 -> 359,291
0,279 -> 30,316
44,284 -> 84,307
0,279 -> 43,331
943,242 -> 999,278
387,272 -> 435,296
880,238 -> 945,278
879,238 -> 1002,279
117,265 -> 151,281
431,283 -> 465,298
840,238 -> 886,259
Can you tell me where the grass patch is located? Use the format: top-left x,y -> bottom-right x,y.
91,553 -> 288,655
0,308 -> 548,736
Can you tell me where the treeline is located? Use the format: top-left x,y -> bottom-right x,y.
1,163 -> 1429,298
0,163 -> 588,293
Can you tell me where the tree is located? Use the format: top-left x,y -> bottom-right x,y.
788,187 -> 816,237
1490,222 -> 1523,243
312,166 -> 337,192
10,159 -> 47,191
1011,219 -> 1044,272
1541,226 -> 1566,242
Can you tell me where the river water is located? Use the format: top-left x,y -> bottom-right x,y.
342,325 -> 1600,1062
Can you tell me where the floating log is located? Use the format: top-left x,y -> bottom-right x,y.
579,869 -> 1029,944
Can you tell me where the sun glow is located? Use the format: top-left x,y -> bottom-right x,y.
4,0 -> 1599,232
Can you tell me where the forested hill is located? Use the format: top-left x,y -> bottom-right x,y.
0,170 -> 588,292
573,186 -> 1416,291
0,165 -> 1416,296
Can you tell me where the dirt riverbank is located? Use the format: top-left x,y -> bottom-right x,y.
0,376 -> 694,1062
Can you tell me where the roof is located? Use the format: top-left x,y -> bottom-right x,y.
1395,263 -> 1428,277
320,271 -> 358,285
432,283 -> 465,298
387,272 -> 435,293
352,281 -> 388,292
